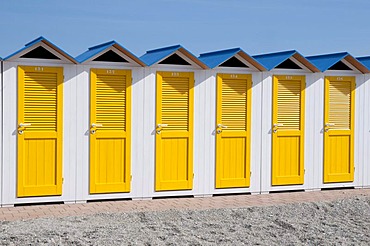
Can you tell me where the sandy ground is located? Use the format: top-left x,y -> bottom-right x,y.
1,196 -> 369,245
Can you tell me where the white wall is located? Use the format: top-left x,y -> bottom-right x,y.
311,71 -> 365,189
74,62 -> 144,201
260,69 -> 318,193
1,59 -> 77,206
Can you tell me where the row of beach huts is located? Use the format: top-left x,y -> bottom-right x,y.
0,36 -> 369,206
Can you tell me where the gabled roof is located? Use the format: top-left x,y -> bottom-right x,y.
140,45 -> 208,69
3,36 -> 77,63
253,50 -> 319,72
357,56 -> 370,71
306,52 -> 369,73
198,48 -> 266,71
75,41 -> 145,66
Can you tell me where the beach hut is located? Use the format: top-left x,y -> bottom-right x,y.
74,41 -> 146,202
140,45 -> 208,198
1,37 -> 78,206
306,52 -> 369,190
253,50 -> 320,193
198,48 -> 266,195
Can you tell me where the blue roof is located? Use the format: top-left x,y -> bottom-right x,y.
75,41 -> 144,66
198,48 -> 266,70
252,50 -> 318,72
4,36 -> 77,63
355,56 -> 370,70
306,52 -> 350,72
140,45 -> 208,68
306,52 -> 370,73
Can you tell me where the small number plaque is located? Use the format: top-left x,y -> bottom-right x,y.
171,72 -> 180,77
230,74 -> 238,79
286,76 -> 293,80
336,77 -> 343,81
106,70 -> 115,74
34,67 -> 44,71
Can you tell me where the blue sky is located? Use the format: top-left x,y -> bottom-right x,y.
1,0 -> 370,58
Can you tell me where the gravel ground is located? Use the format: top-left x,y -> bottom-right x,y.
1,196 -> 370,245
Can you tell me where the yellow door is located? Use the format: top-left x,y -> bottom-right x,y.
272,75 -> 305,185
324,76 -> 355,183
155,71 -> 194,191
215,73 -> 252,188
17,66 -> 63,197
90,69 -> 131,194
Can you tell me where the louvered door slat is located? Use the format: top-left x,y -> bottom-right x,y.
328,81 -> 351,129
95,74 -> 126,131
24,72 -> 57,131
221,78 -> 248,131
277,81 -> 301,130
161,77 -> 189,131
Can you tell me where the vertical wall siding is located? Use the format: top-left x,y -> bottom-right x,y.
2,61 -> 77,206
206,68 -> 262,195
261,70 -> 316,193
0,61 -> 2,206
364,74 -> 370,188
75,64 -> 144,201
1,59 -> 370,206
312,72 -> 364,189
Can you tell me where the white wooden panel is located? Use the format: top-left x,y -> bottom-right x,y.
74,63 -> 145,202
2,61 -> 77,206
364,74 -> 370,187
0,61 -> 2,206
260,69 -> 313,193
315,71 -> 364,189
205,67 -> 262,195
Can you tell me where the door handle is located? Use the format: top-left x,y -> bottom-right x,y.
273,123 -> 284,127
91,123 -> 103,128
217,124 -> 228,129
18,123 -> 31,128
157,124 -> 168,128
325,123 -> 335,127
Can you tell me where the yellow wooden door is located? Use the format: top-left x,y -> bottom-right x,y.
324,76 -> 355,183
272,75 -> 305,185
215,73 -> 252,188
17,66 -> 63,197
90,69 -> 131,194
155,71 -> 194,191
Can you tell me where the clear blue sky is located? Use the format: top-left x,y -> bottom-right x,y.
1,0 -> 370,58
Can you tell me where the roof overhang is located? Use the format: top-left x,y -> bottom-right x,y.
4,36 -> 77,64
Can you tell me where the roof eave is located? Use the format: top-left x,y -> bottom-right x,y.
237,51 -> 267,71
112,44 -> 146,67
41,39 -> 78,64
178,47 -> 208,69
344,55 -> 370,74
292,53 -> 320,72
